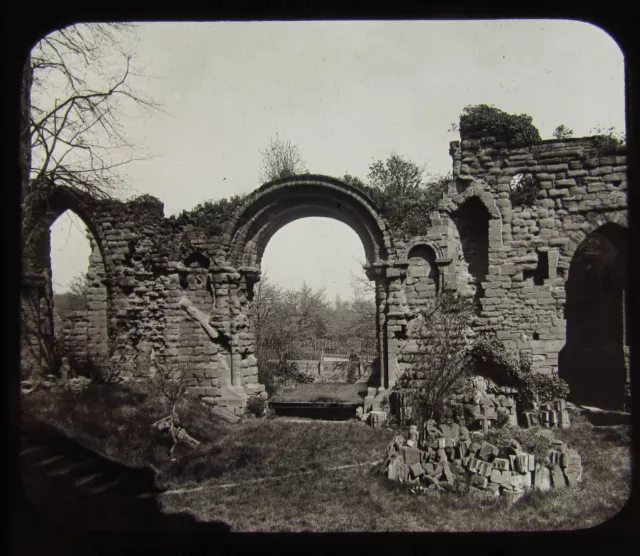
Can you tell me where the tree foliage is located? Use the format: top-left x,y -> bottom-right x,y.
24,23 -> 158,201
342,155 -> 451,237
253,274 -> 377,393
454,104 -> 541,145
258,134 -> 308,183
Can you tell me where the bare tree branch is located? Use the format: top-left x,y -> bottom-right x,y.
22,23 -> 161,204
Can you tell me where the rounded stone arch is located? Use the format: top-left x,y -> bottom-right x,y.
225,175 -> 391,269
25,185 -> 114,278
560,218 -> 629,410
21,185 -> 114,378
439,182 -> 502,221
440,182 -> 500,301
563,211 -> 628,263
402,239 -> 443,261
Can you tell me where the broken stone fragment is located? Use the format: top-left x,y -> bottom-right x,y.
409,463 -> 424,478
387,458 -> 399,481
508,439 -> 523,454
468,442 -> 482,456
402,446 -> 421,466
493,458 -> 510,471
470,474 -> 488,489
442,461 -> 454,483
368,410 -> 387,429
479,442 -> 499,461
533,464 -> 551,491
408,425 -> 419,444
550,465 -> 567,488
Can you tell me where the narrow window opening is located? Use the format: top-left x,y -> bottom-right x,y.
524,251 -> 549,286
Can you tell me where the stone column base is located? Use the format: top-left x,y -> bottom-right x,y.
218,385 -> 248,416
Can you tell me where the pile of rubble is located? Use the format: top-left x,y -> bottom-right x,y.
381,420 -> 583,502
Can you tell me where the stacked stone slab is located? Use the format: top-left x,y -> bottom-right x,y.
382,420 -> 582,501
522,399 -> 570,429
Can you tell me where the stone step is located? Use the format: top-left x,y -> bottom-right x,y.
46,461 -> 89,477
87,478 -> 121,495
33,454 -> 67,467
74,472 -> 102,488
20,444 -> 51,457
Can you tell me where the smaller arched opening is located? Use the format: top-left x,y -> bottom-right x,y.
559,222 -> 629,409
21,187 -> 110,380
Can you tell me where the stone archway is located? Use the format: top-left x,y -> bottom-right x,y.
223,175 -> 392,391
21,186 -> 112,381
559,222 -> 629,410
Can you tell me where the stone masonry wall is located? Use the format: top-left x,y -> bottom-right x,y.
22,137 -> 627,410
392,135 -> 628,392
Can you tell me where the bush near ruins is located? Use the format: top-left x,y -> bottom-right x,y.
397,291 -> 477,423
258,133 -> 308,182
552,125 -> 574,140
469,335 -> 570,408
173,194 -> 247,237
454,104 -> 542,145
589,125 -> 626,153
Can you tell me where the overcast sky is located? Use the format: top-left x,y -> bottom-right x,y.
48,20 -> 625,299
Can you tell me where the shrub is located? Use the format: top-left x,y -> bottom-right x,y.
246,395 -> 267,418
589,126 -> 626,152
397,292 -> 476,422
457,104 -> 541,145
469,334 -> 570,408
173,194 -> 247,237
552,125 -> 574,140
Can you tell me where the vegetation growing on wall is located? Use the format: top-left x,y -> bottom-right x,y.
589,126 -> 626,153
451,104 -> 542,145
469,335 -> 570,407
173,195 -> 247,237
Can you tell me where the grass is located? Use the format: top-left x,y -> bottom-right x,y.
21,381 -> 632,532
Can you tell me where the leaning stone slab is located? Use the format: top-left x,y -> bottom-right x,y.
533,464 -> 551,491
402,446 -> 421,466
550,465 -> 567,488
409,463 -> 424,478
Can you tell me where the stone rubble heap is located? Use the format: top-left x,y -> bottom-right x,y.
381,420 -> 582,502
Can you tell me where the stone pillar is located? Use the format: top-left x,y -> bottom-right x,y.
366,264 -> 388,389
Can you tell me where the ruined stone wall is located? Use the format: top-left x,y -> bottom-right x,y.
394,135 -> 628,392
22,141 -> 627,409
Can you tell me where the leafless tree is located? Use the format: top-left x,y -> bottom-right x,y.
401,292 -> 477,421
258,133 -> 308,182
148,353 -> 200,458
21,23 -> 159,205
